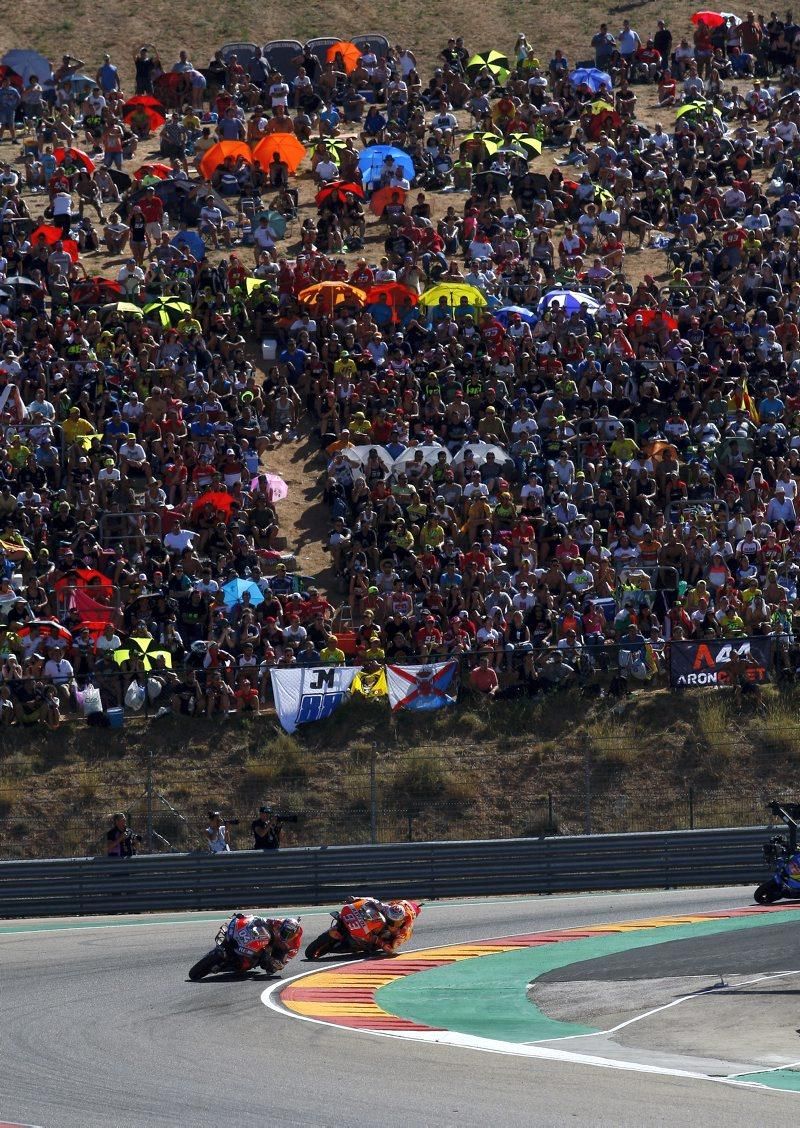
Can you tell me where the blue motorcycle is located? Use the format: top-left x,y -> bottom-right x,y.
755,801 -> 800,904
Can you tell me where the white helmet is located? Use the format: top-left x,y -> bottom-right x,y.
384,904 -> 405,925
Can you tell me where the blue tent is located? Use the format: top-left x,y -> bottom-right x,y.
569,67 -> 612,93
171,230 -> 206,260
1,49 -> 53,86
358,145 -> 415,187
222,578 -> 264,608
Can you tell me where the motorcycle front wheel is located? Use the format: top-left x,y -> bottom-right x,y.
305,933 -> 339,960
754,880 -> 782,904
188,949 -> 224,980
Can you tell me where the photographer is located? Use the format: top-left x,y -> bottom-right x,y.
106,812 -> 139,857
205,810 -> 231,853
252,805 -> 282,851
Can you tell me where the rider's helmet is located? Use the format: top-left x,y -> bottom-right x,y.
384,904 -> 406,925
279,917 -> 301,941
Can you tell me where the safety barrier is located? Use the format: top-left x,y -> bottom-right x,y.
0,826 -> 770,918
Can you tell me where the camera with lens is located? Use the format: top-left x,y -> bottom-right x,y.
207,811 -> 240,825
125,829 -> 143,844
259,805 -> 298,824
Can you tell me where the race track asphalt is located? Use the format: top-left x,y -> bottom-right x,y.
1,885 -> 798,1128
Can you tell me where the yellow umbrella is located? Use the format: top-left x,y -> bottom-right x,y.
418,282 -> 488,310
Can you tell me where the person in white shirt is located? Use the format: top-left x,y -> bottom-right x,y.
164,520 -> 197,554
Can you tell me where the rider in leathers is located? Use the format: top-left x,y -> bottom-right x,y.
226,913 -> 302,970
345,896 -> 419,953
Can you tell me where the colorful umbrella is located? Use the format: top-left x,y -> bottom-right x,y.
537,289 -> 601,315
53,146 -> 96,174
251,133 -> 307,175
315,180 -> 365,207
675,100 -> 721,121
0,65 -> 23,89
691,10 -> 740,26
113,637 -> 173,671
419,282 -> 488,310
466,50 -> 511,82
244,277 -> 274,296
326,40 -> 362,74
132,162 -> 171,182
298,281 -> 367,313
198,140 -> 253,180
505,132 -> 542,157
222,578 -> 265,608
250,472 -> 289,501
142,298 -> 192,327
369,185 -> 407,216
191,490 -> 235,521
358,145 -> 415,185
123,100 -> 166,131
569,67 -> 613,93
625,309 -> 678,331
171,231 -> 206,259
28,225 -> 80,263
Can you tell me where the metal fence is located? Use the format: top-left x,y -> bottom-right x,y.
0,828 -> 772,918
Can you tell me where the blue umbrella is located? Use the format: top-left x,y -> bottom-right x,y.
1,49 -> 53,85
537,289 -> 601,316
171,230 -> 206,260
358,145 -> 416,187
256,209 -> 287,239
569,67 -> 613,93
495,305 -> 537,325
222,578 -> 264,608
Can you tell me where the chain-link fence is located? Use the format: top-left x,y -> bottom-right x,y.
0,742 -> 784,861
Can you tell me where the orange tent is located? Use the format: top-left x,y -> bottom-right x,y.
298,281 -> 367,313
198,140 -> 253,180
326,40 -> 362,74
370,185 -> 407,217
251,134 -> 307,175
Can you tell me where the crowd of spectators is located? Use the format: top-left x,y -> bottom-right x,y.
2,15 -> 800,723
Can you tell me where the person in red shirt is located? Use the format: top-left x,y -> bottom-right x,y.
470,655 -> 499,696
414,613 -> 443,653
137,186 -> 165,250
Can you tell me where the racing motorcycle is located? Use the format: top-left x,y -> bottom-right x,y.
755,800 -> 800,904
188,913 -> 283,980
304,898 -> 421,960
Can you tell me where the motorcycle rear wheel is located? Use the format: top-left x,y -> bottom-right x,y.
754,880 -> 782,904
188,950 -> 224,980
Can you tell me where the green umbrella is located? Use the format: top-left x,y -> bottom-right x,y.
466,50 -> 511,83
142,298 -> 192,327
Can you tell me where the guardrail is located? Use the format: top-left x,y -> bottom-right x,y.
0,826 -> 771,918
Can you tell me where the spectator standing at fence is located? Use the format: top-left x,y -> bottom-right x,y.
205,811 -> 231,853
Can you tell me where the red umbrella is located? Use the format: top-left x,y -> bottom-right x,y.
326,40 -> 362,74
190,490 -> 235,522
123,101 -> 167,131
625,309 -> 678,331
71,277 -> 123,308
370,185 -> 407,216
365,282 -> 418,323
0,65 -> 23,89
315,180 -> 365,207
29,225 -> 80,263
18,621 -> 73,644
691,10 -> 735,27
55,567 -> 114,597
54,146 -> 96,174
132,162 -> 171,182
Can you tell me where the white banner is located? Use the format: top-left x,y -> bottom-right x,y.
270,665 -> 360,733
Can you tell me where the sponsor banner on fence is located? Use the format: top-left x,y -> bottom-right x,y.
668,638 -> 773,688
270,666 -> 360,733
386,661 -> 458,712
